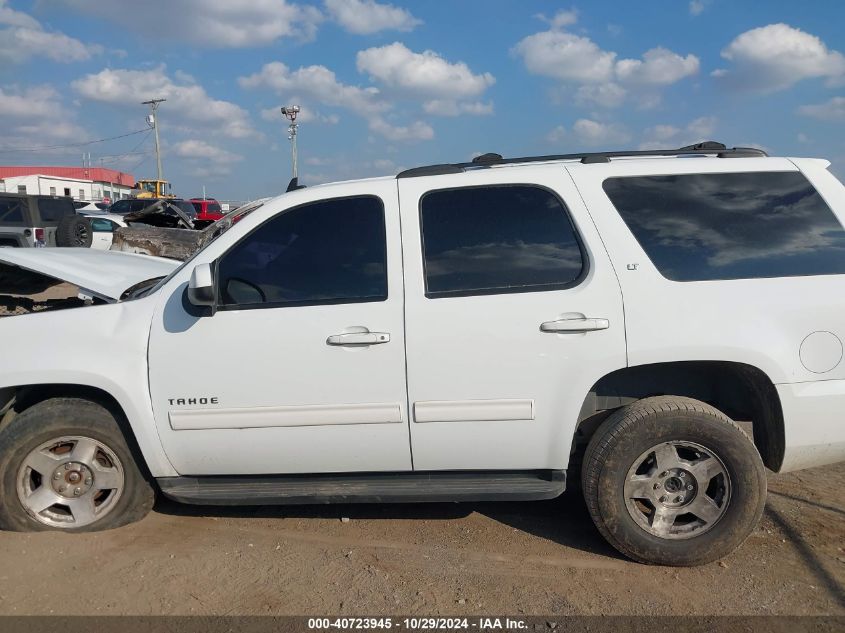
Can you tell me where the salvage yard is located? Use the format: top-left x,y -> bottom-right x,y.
0,463 -> 842,616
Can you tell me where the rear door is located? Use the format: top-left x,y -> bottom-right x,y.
398,166 -> 627,471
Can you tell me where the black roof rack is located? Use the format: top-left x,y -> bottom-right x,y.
396,141 -> 768,179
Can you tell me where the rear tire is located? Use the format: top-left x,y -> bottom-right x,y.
581,396 -> 766,566
0,398 -> 154,532
56,215 -> 93,247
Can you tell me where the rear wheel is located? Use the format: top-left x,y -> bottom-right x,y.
0,398 -> 154,532
582,396 -> 767,566
56,215 -> 92,247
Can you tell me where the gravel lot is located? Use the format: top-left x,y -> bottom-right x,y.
0,462 -> 841,617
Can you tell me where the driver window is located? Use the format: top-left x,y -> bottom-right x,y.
217,195 -> 387,308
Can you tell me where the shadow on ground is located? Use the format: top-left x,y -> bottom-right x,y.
153,486 -> 622,560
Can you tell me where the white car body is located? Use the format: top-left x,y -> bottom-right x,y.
81,213 -> 127,251
1,152 -> 844,484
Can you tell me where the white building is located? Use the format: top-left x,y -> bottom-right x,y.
0,166 -> 136,202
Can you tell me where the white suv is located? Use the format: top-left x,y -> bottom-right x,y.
1,142 -> 844,567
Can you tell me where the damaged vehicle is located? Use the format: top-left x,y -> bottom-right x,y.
1,143 -> 845,568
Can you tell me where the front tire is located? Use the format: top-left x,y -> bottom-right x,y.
581,396 -> 767,566
0,398 -> 154,532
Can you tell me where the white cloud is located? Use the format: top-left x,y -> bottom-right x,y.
799,96 -> 845,121
55,0 -> 322,47
512,27 -> 698,107
72,66 -> 259,140
240,61 -> 387,113
422,99 -> 493,117
689,1 -> 708,16
546,125 -> 567,143
368,116 -> 433,141
357,42 -> 495,99
0,0 -> 99,64
324,0 -> 421,35
171,139 -> 244,177
536,9 -> 578,30
714,24 -> 845,93
572,119 -> 631,146
0,84 -> 87,150
241,60 -> 435,142
615,47 -> 700,86
640,116 -> 718,149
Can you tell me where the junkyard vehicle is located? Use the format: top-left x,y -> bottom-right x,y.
109,198 -> 197,227
0,193 -> 84,248
1,142 -> 844,566
190,198 -> 225,225
83,214 -> 128,251
134,179 -> 174,199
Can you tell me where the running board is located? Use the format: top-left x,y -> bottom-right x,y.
157,470 -> 566,505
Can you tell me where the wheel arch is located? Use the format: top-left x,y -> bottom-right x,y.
573,361 -> 785,472
0,382 -> 174,478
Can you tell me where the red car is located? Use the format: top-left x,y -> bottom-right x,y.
189,198 -> 224,223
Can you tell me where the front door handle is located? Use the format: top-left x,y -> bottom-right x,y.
326,332 -> 391,346
540,318 -> 610,333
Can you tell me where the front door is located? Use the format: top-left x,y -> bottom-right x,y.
398,167 -> 627,471
148,181 -> 412,475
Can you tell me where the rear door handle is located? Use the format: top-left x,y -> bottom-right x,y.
540,318 -> 609,333
326,332 -> 391,346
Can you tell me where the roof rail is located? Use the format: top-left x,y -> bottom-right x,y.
396,141 -> 768,179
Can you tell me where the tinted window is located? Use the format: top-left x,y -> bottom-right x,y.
37,198 -> 74,222
604,172 -> 845,281
109,200 -> 132,214
420,185 -> 585,297
90,218 -> 115,232
0,198 -> 25,224
218,196 -> 387,308
191,201 -> 203,213
207,203 -> 221,213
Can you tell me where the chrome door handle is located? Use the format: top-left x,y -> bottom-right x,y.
540,318 -> 609,333
326,332 -> 391,346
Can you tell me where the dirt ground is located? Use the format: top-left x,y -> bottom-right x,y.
0,462 -> 841,617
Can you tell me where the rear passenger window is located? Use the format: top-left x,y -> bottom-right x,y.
218,195 -> 387,308
37,198 -> 73,222
420,185 -> 585,297
604,172 -> 845,281
0,199 -> 25,224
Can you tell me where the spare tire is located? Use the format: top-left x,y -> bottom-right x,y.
56,215 -> 93,248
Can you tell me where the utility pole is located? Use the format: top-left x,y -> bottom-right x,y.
142,98 -> 166,181
281,105 -> 300,180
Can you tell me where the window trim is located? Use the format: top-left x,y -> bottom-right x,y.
601,170 -> 845,283
418,183 -> 590,299
214,194 -> 390,312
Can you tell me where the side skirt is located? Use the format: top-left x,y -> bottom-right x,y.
157,470 -> 566,506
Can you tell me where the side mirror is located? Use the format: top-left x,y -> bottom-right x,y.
187,263 -> 215,308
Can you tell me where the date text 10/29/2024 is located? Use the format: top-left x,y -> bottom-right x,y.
307,618 -> 529,631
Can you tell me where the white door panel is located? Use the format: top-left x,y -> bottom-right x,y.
398,167 -> 627,471
147,181 -> 412,475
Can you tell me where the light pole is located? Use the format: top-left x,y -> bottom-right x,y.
281,105 -> 300,180
142,98 -> 166,181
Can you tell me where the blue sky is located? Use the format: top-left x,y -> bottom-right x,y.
1,0 -> 843,200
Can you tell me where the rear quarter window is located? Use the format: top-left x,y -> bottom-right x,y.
36,197 -> 75,223
0,198 -> 27,225
603,171 -> 845,281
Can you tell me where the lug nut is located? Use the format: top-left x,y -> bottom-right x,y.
59,486 -> 66,492
84,478 -> 92,486
659,496 -> 667,503
73,488 -> 81,496
53,472 -> 61,480
675,496 -> 684,503
65,463 -> 72,470
660,471 -> 668,478
687,484 -> 693,491
679,472 -> 686,478
653,483 -> 661,489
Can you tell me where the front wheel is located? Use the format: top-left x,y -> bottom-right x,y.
581,396 -> 767,566
0,398 -> 154,532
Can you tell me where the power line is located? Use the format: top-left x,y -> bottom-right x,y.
0,128 -> 149,153
98,130 -> 153,164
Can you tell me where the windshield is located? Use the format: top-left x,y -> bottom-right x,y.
133,199 -> 268,299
